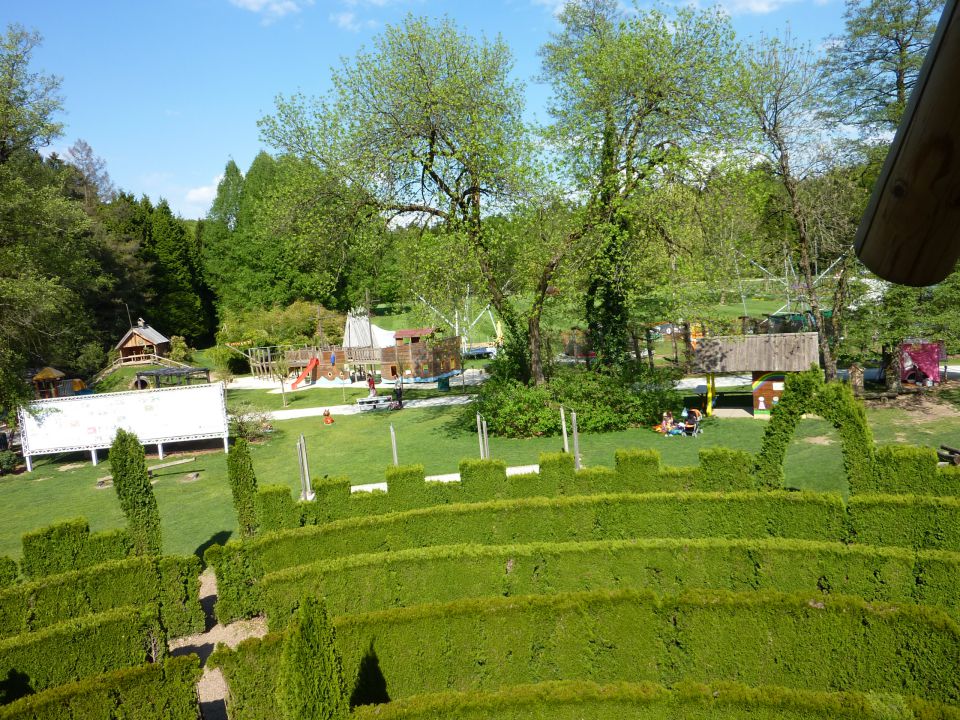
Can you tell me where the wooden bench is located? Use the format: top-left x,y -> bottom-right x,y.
356,395 -> 393,411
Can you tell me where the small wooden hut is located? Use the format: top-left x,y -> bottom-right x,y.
381,328 -> 461,382
692,332 -> 820,416
114,318 -> 171,363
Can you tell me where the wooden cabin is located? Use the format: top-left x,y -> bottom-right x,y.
692,332 -> 820,416
381,328 -> 462,382
115,318 -> 171,363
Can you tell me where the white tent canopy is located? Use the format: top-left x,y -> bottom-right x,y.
342,311 -> 395,349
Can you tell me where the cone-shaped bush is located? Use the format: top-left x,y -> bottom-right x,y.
277,595 -> 349,720
110,429 -> 162,555
228,438 -> 259,538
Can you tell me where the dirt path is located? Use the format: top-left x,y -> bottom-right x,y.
169,568 -> 267,720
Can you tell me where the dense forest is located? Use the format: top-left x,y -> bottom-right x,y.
1,0 -> 957,411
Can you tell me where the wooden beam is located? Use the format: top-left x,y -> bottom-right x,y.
855,0 -> 960,286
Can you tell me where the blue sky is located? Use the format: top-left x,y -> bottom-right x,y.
10,0 -> 850,218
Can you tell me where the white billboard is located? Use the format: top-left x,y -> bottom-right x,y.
18,383 -> 228,468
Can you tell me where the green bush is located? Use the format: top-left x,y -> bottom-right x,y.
538,453 -> 574,495
257,485 -> 301,533
0,605 -> 165,703
0,559 -> 16,589
208,491 -> 847,623
260,537 -> 951,631
348,681 -> 960,720
459,459 -> 507,497
615,450 -> 661,491
158,555 -> 205,637
0,452 -> 17,476
229,438 -> 260,538
109,430 -> 162,556
698,448 -> 756,491
0,655 -> 201,719
212,589 -> 960,717
865,445 -> 951,496
848,495 -> 960,550
469,378 -> 559,438
276,596 -> 349,720
20,519 -> 131,579
209,632 -> 284,720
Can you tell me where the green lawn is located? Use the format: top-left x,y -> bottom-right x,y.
227,381 -> 477,413
3,400 -> 959,562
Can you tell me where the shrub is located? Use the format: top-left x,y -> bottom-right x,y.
168,336 -> 193,364
276,596 -> 349,720
698,448 -> 756,491
848,495 -> 960,550
347,681 -> 960,720
260,537 -> 945,631
207,491 -> 847,623
257,485 -> 301,533
20,519 -> 131,579
229,439 -> 259,538
0,558 -> 16,589
0,655 -> 201,720
158,555 -> 205,637
469,378 -> 559,438
212,589 -> 960,716
615,450 -> 661,492
866,445 -> 946,496
0,605 -> 165,703
0,451 -> 17,475
109,430 -> 161,556
755,370 -> 822,488
229,401 -> 272,441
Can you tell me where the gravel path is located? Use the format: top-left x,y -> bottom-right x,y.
169,569 -> 267,720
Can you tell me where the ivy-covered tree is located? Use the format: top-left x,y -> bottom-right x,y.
227,438 -> 259,538
109,429 -> 161,556
276,595 -> 349,720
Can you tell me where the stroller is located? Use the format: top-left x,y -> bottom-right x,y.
682,408 -> 703,436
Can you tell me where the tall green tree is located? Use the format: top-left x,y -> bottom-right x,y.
826,0 -> 943,132
260,16 -> 560,380
540,0 -> 740,366
109,429 -> 162,556
276,595 -> 349,720
227,438 -> 259,538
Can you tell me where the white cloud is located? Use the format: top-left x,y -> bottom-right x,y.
182,175 -> 223,218
715,0 -> 799,13
330,11 -> 372,31
229,0 -> 313,22
531,0 -> 567,16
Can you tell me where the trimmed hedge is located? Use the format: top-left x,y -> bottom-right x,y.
207,491 -> 847,622
211,589 -> 960,719
859,445 -> 960,497
0,605 -> 165,703
0,555 -> 202,641
349,681 -> 960,720
253,448 -> 778,532
259,538 -> 960,630
0,560 -> 15,589
848,495 -> 960,550
20,519 -> 131,580
0,655 -> 200,719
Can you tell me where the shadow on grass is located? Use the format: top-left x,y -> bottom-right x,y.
0,668 -> 32,704
350,641 -> 390,707
195,529 -> 232,566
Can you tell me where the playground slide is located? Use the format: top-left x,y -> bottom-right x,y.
291,358 -> 319,390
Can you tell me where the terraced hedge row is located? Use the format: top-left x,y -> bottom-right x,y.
259,538 -> 960,630
255,448 -> 758,531
0,605 -> 165,704
0,555 -> 203,640
208,491 -> 847,621
349,681 -> 960,720
20,519 -> 132,579
0,655 -> 200,719
210,590 -> 960,720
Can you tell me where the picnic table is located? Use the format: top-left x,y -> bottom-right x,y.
356,395 -> 393,411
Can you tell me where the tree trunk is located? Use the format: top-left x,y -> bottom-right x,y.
645,328 -> 655,371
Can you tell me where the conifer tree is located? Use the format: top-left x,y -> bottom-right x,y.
227,438 -> 258,538
109,429 -> 162,555
277,595 -> 349,720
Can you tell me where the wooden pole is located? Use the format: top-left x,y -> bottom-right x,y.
561,407 -> 569,453
390,423 -> 399,467
571,411 -> 580,470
